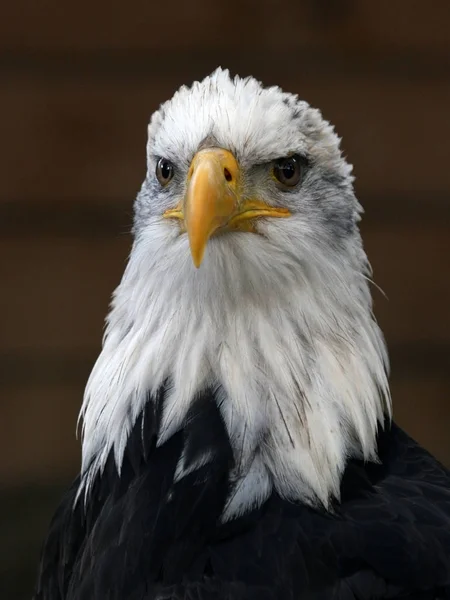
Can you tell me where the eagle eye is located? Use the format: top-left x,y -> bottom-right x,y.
156,158 -> 175,186
273,155 -> 305,188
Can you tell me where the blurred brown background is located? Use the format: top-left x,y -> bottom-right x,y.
1,1 -> 450,598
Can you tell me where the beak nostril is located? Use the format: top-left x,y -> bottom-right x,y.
224,168 -> 232,182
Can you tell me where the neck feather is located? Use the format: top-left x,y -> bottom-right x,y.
79,223 -> 390,516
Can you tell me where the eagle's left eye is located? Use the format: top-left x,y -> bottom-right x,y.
156,158 -> 175,186
273,155 -> 305,188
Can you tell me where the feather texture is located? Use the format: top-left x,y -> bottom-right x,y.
33,70 -> 449,599
35,390 -> 450,599
79,69 -> 389,510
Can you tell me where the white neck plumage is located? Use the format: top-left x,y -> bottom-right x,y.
78,218 -> 390,518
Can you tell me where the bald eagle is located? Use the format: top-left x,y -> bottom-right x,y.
34,69 -> 450,600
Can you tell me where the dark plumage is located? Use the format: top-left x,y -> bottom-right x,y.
35,388 -> 450,599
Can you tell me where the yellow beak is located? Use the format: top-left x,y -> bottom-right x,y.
163,148 -> 291,267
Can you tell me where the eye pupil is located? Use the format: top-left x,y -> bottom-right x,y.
282,161 -> 296,179
161,162 -> 171,178
156,158 -> 174,185
273,155 -> 305,187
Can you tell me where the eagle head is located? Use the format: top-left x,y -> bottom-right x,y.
79,68 -> 390,516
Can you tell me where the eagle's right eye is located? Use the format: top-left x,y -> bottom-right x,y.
156,158 -> 175,186
272,155 -> 306,188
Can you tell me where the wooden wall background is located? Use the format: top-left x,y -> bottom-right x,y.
1,1 -> 450,597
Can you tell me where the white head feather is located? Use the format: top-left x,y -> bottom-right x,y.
78,68 -> 390,517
